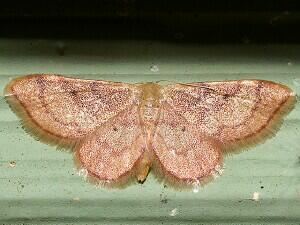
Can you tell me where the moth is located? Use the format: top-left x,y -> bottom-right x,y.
4,74 -> 296,188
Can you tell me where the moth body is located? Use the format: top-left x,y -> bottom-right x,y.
4,74 -> 295,188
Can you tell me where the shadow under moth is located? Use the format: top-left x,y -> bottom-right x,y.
4,74 -> 296,189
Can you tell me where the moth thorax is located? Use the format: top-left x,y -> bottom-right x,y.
139,83 -> 161,125
141,99 -> 160,124
140,82 -> 161,103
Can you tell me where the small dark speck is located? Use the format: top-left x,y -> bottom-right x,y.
9,161 -> 16,167
113,127 -> 118,131
223,94 -> 230,100
181,127 -> 186,132
160,198 -> 168,204
261,186 -> 264,189
138,179 -> 145,184
21,184 -> 25,188
164,184 -> 167,188
70,90 -> 77,96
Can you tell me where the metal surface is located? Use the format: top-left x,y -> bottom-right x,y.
0,39 -> 299,224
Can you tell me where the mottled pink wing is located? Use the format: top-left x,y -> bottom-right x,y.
5,74 -> 139,148
162,80 -> 295,148
151,104 -> 222,185
74,105 -> 145,185
152,80 -> 295,185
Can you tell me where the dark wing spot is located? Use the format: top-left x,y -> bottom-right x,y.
223,93 -> 230,100
70,90 -> 77,96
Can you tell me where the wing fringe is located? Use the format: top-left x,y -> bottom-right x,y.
222,93 -> 296,155
151,156 -> 224,190
73,146 -> 145,189
4,81 -> 79,151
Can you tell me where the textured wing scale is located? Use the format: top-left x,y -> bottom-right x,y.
151,80 -> 295,186
151,103 -> 222,187
162,80 -> 295,151
5,74 -> 144,187
74,106 -> 146,187
5,74 -> 138,148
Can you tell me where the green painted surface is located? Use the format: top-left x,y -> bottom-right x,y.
0,39 -> 299,225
